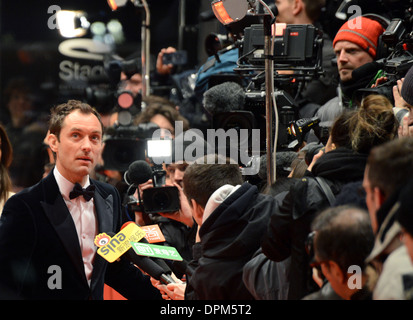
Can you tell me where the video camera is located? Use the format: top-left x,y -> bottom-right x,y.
85,54 -> 162,172
125,140 -> 180,215
209,20 -> 325,152
354,10 -> 413,105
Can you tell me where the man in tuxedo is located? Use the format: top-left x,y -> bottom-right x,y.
0,100 -> 161,300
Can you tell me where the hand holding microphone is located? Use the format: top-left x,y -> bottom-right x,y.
150,276 -> 186,300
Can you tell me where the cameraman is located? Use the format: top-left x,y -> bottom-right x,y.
274,0 -> 339,110
134,130 -> 212,278
309,16 -> 385,139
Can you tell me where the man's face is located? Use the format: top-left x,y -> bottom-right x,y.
48,110 -> 103,184
120,72 -> 143,96
275,0 -> 295,24
334,41 -> 374,82
167,163 -> 188,188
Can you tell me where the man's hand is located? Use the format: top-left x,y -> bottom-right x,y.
157,182 -> 194,227
393,78 -> 409,110
156,47 -> 177,75
150,276 -> 186,300
398,115 -> 413,137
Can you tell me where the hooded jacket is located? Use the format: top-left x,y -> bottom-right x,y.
261,147 -> 368,299
185,182 -> 275,300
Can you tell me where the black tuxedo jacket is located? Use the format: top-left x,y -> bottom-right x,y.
0,170 -> 161,300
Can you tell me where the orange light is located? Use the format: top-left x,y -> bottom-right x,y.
107,0 -> 118,11
212,1 -> 234,25
273,23 -> 287,36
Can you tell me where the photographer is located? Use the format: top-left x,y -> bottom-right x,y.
134,130 -> 213,279
303,205 -> 375,300
261,94 -> 398,299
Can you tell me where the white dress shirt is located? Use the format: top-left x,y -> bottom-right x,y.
54,168 -> 98,286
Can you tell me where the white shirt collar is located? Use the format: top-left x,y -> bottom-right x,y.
53,167 -> 90,200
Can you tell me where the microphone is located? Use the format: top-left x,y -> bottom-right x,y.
124,160 -> 153,186
121,222 -> 173,275
202,81 -> 245,116
107,231 -> 175,285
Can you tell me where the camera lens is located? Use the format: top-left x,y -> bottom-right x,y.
152,190 -> 170,209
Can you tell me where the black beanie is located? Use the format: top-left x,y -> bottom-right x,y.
401,66 -> 413,106
396,177 -> 413,236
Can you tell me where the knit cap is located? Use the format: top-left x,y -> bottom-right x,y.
401,66 -> 413,106
333,17 -> 385,58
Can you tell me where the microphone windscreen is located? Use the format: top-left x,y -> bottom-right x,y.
126,160 -> 153,185
203,81 -> 245,115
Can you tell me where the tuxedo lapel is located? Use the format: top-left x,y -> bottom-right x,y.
90,185 -> 114,292
40,176 -> 87,284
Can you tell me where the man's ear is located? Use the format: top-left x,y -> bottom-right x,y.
190,199 -> 204,226
47,133 -> 59,153
327,260 -> 346,283
292,0 -> 304,15
373,186 -> 386,208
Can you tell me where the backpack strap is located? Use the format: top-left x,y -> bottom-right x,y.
315,176 -> 336,206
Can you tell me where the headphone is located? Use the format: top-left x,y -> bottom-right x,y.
362,13 -> 391,60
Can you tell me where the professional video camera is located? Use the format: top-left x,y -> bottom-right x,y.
124,141 -> 180,216
354,7 -> 413,105
85,54 -> 141,114
209,21 -> 325,152
86,54 -> 161,172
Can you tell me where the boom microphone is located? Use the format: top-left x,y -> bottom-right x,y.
202,81 -> 246,116
107,232 -> 175,285
124,160 -> 153,186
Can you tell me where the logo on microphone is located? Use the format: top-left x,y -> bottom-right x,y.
95,223 -> 146,263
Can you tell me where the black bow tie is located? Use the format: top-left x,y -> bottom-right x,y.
69,183 -> 95,201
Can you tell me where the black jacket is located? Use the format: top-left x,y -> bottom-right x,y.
0,170 -> 161,300
185,183 -> 275,300
261,147 -> 368,299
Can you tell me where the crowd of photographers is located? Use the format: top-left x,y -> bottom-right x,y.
1,0 -> 413,301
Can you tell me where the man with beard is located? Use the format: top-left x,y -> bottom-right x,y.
311,16 -> 385,131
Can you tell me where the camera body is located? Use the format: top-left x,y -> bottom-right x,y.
127,140 -> 181,215
209,22 -> 324,154
142,164 -> 180,214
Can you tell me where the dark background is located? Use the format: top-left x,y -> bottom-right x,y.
0,0 -> 219,112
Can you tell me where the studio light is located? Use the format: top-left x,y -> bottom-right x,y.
56,10 -> 90,38
211,0 -> 249,25
107,0 -> 128,11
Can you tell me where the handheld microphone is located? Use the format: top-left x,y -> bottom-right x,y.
124,160 -> 153,186
121,222 -> 173,275
106,231 -> 175,285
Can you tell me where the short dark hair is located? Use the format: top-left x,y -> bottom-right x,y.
313,205 -> 374,272
302,0 -> 325,22
183,154 -> 243,208
134,95 -> 190,135
49,100 -> 103,139
367,137 -> 413,198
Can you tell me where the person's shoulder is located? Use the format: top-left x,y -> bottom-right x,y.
91,179 -> 119,197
